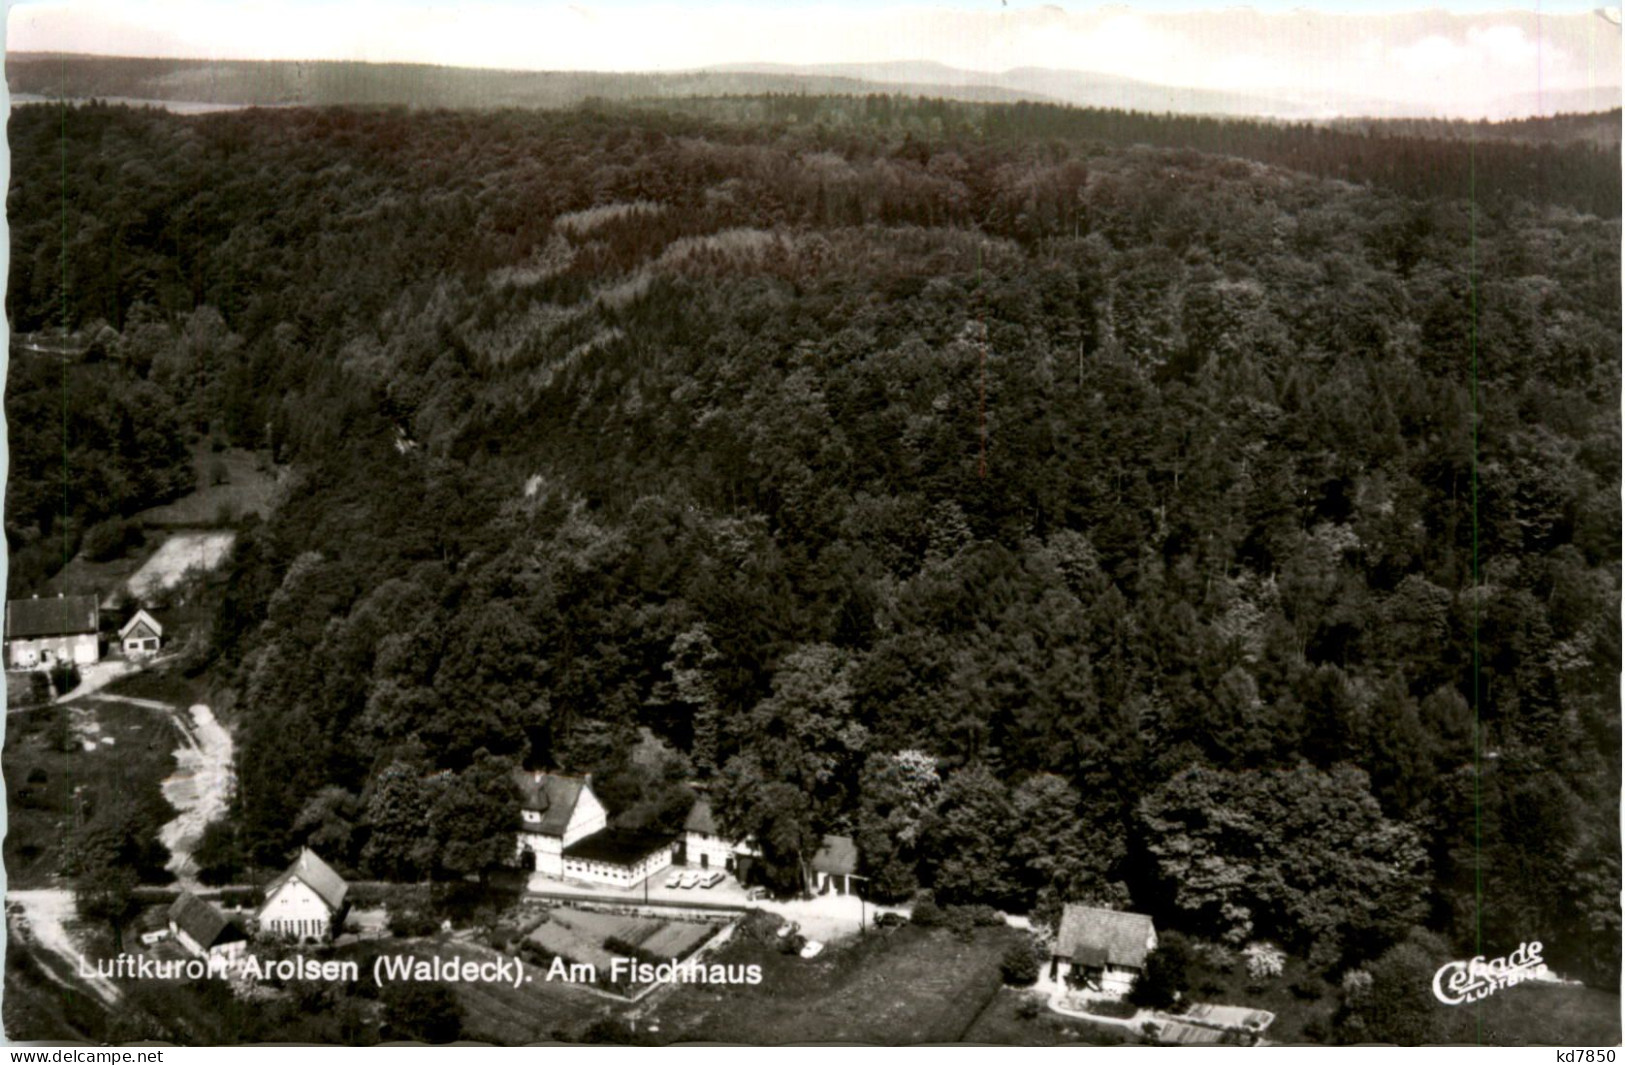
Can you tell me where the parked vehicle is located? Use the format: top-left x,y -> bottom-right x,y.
874,911 -> 906,929
745,886 -> 770,901
679,871 -> 702,889
700,871 -> 726,889
664,871 -> 684,889
799,940 -> 825,959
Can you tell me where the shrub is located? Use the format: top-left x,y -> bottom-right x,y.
1131,931 -> 1195,1010
49,661 -> 81,698
1243,941 -> 1286,981
84,519 -> 139,561
387,906 -> 439,938
960,903 -> 1005,927
942,905 -> 976,940
910,897 -> 945,927
1084,998 -> 1139,1019
1000,940 -> 1041,986
1340,968 -> 1373,1004
605,935 -> 660,966
48,706 -> 75,752
1015,995 -> 1043,1021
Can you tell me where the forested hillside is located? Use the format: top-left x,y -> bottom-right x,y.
7,97 -> 1619,1001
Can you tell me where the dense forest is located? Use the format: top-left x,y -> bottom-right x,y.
7,95 -> 1619,1015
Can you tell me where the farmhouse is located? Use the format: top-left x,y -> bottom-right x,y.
516,770 -> 682,885
168,892 -> 248,961
682,796 -> 760,873
515,770 -> 607,875
257,847 -> 349,943
1051,904 -> 1157,997
119,609 -> 163,657
809,835 -> 862,896
563,827 -> 676,886
5,594 -> 100,670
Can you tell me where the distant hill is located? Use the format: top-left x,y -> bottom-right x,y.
1332,109 -> 1623,149
711,60 -> 1364,119
10,52 -> 1619,131
5,53 -> 1049,111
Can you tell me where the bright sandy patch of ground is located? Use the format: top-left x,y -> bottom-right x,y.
757,892 -> 909,944
7,889 -> 122,1006
158,704 -> 235,885
125,531 -> 236,601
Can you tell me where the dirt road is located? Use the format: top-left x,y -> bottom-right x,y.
7,889 -> 122,1006
159,703 -> 236,885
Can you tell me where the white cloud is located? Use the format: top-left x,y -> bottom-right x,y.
1394,34 -> 1470,74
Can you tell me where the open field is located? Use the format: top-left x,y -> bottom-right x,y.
345,937 -> 619,1045
648,918 -> 1023,1045
4,701 -> 179,888
136,446 -> 280,528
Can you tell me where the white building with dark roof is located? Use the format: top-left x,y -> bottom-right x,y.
515,770 -> 607,876
5,594 -> 100,669
809,835 -> 861,896
257,847 -> 349,943
119,608 -> 163,657
1050,904 -> 1157,997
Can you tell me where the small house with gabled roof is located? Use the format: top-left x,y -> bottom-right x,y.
514,770 -> 606,876
6,594 -> 100,669
682,795 -> 759,874
119,609 -> 163,657
1051,904 -> 1157,997
168,891 -> 248,960
809,835 -> 861,896
257,847 -> 349,942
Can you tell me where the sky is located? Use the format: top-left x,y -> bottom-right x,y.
5,2 -> 1621,116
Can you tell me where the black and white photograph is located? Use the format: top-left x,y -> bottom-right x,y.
0,0 -> 1619,1048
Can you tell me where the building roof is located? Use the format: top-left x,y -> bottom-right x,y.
562,828 -> 674,865
7,595 -> 98,639
810,835 -> 859,877
683,796 -> 719,836
119,609 -> 164,641
168,892 -> 246,949
1055,905 -> 1156,970
264,847 -> 348,912
514,770 -> 588,836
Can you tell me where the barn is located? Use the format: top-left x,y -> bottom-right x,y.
168,892 -> 248,961
5,594 -> 100,670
